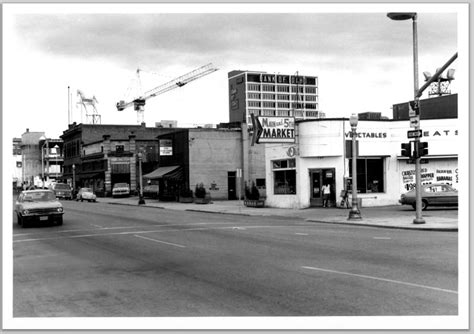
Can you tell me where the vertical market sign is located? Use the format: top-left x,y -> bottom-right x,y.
251,116 -> 295,144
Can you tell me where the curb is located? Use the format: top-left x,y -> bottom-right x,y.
305,219 -> 458,232
102,201 -> 457,231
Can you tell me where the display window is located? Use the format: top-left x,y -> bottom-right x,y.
349,157 -> 385,193
272,159 -> 296,194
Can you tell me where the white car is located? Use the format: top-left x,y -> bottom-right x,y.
112,183 -> 130,198
15,190 -> 64,227
76,187 -> 97,202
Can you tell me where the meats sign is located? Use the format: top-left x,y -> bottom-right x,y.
251,115 -> 295,144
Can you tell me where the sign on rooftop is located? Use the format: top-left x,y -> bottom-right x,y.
251,115 -> 295,144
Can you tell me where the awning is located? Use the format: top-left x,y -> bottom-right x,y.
143,165 -> 181,180
163,167 -> 183,181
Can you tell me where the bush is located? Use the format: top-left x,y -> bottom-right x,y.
195,183 -> 206,198
245,181 -> 260,200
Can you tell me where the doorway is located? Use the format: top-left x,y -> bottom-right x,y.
227,171 -> 237,200
310,168 -> 335,207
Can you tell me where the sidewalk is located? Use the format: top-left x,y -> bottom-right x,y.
98,196 -> 458,231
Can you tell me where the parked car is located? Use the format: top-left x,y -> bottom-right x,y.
143,184 -> 159,199
399,183 -> 458,210
15,190 -> 64,227
112,183 -> 130,198
76,187 -> 97,202
49,183 -> 73,200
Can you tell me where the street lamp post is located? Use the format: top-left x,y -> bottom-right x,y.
53,145 -> 59,179
387,12 -> 425,224
72,164 -> 76,193
348,113 -> 362,220
39,136 -> 48,189
138,152 -> 145,205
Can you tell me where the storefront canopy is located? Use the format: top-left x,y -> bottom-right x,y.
143,165 -> 182,180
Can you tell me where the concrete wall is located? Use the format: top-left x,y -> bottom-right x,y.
188,129 -> 242,200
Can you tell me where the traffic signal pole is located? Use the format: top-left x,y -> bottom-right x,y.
411,16 -> 425,224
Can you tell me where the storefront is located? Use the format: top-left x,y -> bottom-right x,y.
265,117 -> 459,209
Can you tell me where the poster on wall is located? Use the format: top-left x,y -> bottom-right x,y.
400,163 -> 458,192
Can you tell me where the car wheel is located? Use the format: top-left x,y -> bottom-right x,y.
56,216 -> 63,226
17,214 -> 23,226
81,198 -> 84,202
421,200 -> 428,211
411,203 -> 416,210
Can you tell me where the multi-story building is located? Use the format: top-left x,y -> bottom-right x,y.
228,70 -> 322,125
60,122 -> 179,196
18,129 -> 64,188
12,138 -> 22,189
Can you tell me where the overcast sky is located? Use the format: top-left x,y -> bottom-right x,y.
3,3 -> 464,140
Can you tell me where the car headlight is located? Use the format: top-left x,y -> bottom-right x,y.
57,207 -> 63,213
22,209 -> 29,215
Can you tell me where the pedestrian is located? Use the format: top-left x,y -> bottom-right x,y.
322,183 -> 331,207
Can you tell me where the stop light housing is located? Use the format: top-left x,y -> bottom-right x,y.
416,141 -> 429,157
401,142 -> 411,157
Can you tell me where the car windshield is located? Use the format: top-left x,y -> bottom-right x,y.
24,191 -> 56,202
81,188 -> 93,192
115,183 -> 128,188
54,184 -> 70,190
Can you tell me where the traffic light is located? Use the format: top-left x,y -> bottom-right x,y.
401,142 -> 411,157
416,141 -> 429,157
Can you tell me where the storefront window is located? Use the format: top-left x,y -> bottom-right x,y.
273,159 -> 296,194
349,158 -> 385,193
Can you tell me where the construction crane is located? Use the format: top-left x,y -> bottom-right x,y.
77,89 -> 101,124
116,63 -> 218,124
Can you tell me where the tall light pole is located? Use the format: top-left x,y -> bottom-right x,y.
348,113 -> 362,220
387,12 -> 425,224
137,151 -> 145,205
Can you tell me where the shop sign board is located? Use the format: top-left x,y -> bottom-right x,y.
407,129 -> 423,139
252,116 -> 295,144
410,116 -> 420,128
159,139 -> 173,156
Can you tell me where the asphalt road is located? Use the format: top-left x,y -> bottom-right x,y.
12,200 -> 458,317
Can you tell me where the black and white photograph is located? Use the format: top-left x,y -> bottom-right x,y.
2,2 -> 470,331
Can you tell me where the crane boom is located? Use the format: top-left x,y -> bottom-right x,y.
116,63 -> 218,124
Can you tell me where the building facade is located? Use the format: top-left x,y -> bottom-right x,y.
264,117 -> 459,209
18,129 -> 64,188
152,125 -> 266,201
60,123 -> 181,196
228,70 -> 322,125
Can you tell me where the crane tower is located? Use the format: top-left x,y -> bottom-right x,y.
77,89 -> 101,124
117,63 -> 218,124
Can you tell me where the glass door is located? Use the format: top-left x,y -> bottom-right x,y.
310,170 -> 322,206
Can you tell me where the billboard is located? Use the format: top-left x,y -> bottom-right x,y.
253,116 -> 295,144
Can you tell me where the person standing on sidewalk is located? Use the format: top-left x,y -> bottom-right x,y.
322,183 -> 331,207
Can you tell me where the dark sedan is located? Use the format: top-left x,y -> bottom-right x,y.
399,183 -> 458,210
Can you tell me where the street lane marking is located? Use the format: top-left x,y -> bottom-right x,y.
13,225 -> 278,243
134,234 -> 186,248
302,266 -> 457,294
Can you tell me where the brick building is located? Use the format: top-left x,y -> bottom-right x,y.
60,123 -> 177,196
